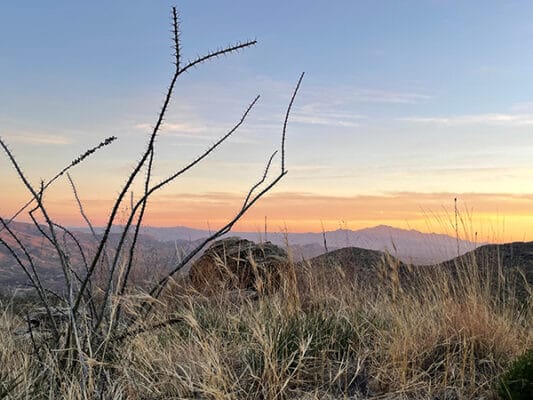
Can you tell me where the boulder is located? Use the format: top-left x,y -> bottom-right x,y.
189,237 -> 289,294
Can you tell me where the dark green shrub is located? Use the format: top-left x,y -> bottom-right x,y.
498,349 -> 533,400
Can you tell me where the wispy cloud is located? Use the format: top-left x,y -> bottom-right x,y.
2,133 -> 72,145
301,85 -> 431,107
281,84 -> 431,130
509,102 -> 533,113
291,114 -> 362,128
401,113 -> 533,126
147,190 -> 533,217
134,122 -> 208,135
349,88 -> 431,104
291,104 -> 363,128
289,164 -> 335,173
133,120 -> 260,144
429,166 -> 525,175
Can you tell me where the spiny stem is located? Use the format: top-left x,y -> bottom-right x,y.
282,72 -> 305,173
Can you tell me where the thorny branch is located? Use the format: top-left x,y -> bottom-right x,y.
0,7 -> 304,390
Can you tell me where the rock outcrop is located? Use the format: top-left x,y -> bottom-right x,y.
189,237 -> 289,295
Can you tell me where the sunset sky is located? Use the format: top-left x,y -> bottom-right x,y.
2,0 -> 533,242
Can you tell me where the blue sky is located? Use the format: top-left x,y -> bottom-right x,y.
2,1 -> 533,239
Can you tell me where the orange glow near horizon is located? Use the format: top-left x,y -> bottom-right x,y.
2,190 -> 532,243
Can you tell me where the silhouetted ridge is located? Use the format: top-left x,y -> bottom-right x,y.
440,241 -> 533,288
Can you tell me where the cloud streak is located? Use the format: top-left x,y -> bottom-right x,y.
349,88 -> 431,104
2,133 -> 72,145
401,113 -> 533,126
145,189 -> 533,221
291,104 -> 364,128
134,122 -> 208,136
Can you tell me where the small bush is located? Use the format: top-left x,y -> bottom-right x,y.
498,349 -> 533,400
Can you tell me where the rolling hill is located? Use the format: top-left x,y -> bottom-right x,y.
0,220 -> 489,293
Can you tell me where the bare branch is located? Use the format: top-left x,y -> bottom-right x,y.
152,95 -> 260,195
148,171 -> 287,303
67,173 -> 97,239
0,136 -> 116,231
0,139 -> 73,305
110,95 -> 261,297
1,7 -> 304,384
0,138 -> 39,201
74,33 -> 182,312
179,40 -> 256,75
51,222 -> 89,282
79,23 -> 256,313
0,219 -> 59,337
93,95 -> 261,333
282,72 -> 305,173
243,150 -> 278,208
172,7 -> 180,69
146,71 -> 305,304
0,219 -> 48,301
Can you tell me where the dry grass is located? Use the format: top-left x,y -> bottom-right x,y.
0,256 -> 531,399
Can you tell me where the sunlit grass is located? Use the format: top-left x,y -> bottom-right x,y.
0,249 -> 531,399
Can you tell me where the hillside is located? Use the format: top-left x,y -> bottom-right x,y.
304,241 -> 533,301
437,241 -> 533,299
1,219 -> 483,291
1,225 -> 531,399
0,220 -> 181,293
3,219 -> 531,299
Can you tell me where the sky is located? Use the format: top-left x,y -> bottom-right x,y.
2,0 -> 533,242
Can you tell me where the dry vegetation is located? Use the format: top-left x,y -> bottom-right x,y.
0,255 -> 531,399
1,6 -> 532,400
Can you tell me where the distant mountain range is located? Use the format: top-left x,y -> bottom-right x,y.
0,220 -> 482,292
124,224 -> 481,265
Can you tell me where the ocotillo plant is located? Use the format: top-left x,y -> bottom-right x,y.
0,6 -> 303,396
